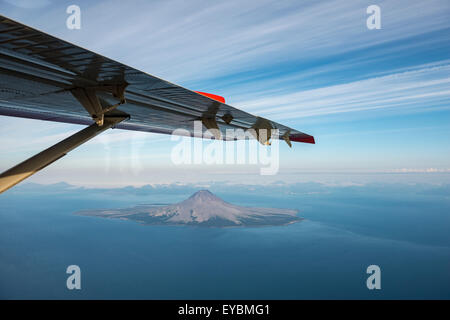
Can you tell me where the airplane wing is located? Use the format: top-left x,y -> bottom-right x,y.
0,15 -> 315,194
0,15 -> 314,145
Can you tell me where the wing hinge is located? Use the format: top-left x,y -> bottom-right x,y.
71,84 -> 127,126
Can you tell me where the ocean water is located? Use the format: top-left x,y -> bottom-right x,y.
0,183 -> 449,299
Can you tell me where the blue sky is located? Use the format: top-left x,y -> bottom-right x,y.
0,0 -> 449,186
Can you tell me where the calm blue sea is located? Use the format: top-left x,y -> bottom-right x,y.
0,182 -> 449,299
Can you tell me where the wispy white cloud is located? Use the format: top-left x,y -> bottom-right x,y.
2,0 -> 50,9
5,0 -> 449,84
236,62 -> 450,119
387,168 -> 450,173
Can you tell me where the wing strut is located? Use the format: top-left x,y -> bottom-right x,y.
0,115 -> 128,194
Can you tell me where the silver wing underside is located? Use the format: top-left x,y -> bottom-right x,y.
0,15 -> 314,144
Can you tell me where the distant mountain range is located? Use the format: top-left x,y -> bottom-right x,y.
76,190 -> 301,227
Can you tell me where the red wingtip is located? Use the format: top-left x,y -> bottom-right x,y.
289,134 -> 315,144
194,91 -> 225,104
